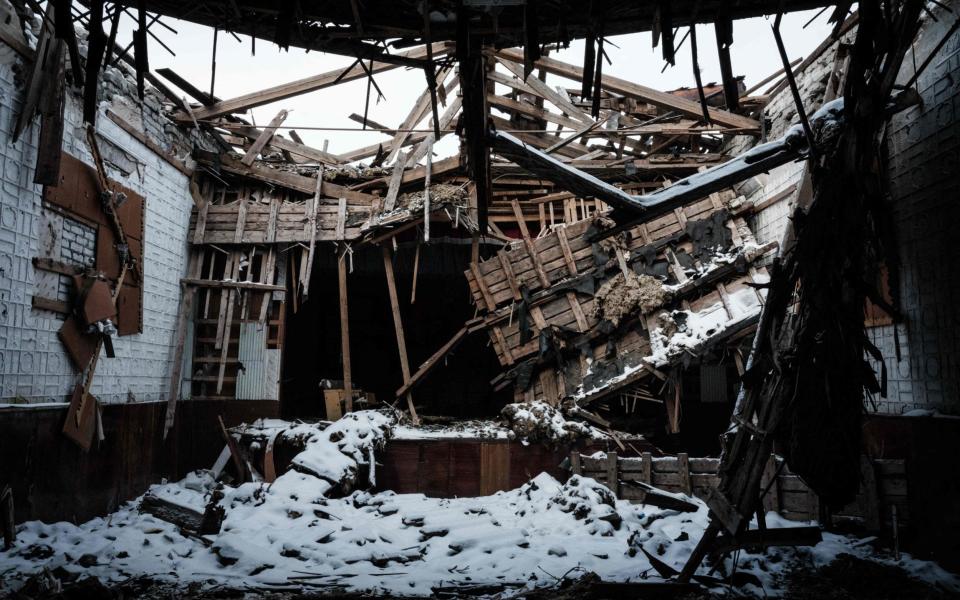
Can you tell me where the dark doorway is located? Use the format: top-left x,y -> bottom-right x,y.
281,237 -> 510,419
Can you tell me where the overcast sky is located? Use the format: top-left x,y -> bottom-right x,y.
118,9 -> 835,161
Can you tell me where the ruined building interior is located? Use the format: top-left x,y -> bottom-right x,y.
1,0 -> 960,597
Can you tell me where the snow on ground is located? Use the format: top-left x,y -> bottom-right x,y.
2,411 -> 958,597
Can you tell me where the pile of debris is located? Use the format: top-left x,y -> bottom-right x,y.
2,413 -> 957,598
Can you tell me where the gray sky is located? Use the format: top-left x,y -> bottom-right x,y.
120,9 -> 835,162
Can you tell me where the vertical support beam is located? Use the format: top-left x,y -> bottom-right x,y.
382,245 -> 420,425
641,452 -> 652,484
860,455 -> 881,531
423,137 -> 433,242
570,451 -> 582,476
338,245 -> 353,410
714,15 -> 739,111
456,7 -> 491,234
605,451 -> 619,495
678,452 -> 692,495
164,249 -> 201,438
760,453 -> 781,514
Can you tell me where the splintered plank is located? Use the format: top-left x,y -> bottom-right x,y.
335,197 -> 348,240
470,262 -> 497,311
495,49 -> 759,131
555,226 -> 578,276
180,43 -> 452,122
241,109 -> 289,166
511,198 -> 550,288
193,200 -> 210,244
396,325 -> 469,398
496,249 -> 521,301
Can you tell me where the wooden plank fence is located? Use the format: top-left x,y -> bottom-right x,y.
573,452 -> 908,532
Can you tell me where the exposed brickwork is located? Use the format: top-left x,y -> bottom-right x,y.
883,5 -> 960,414
59,216 -> 96,267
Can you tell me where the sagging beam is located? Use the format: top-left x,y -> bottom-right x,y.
495,48 -> 760,132
488,129 -> 640,212
178,43 -> 452,122
225,123 -> 345,165
199,152 -> 376,203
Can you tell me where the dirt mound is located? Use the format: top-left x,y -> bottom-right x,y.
594,272 -> 669,326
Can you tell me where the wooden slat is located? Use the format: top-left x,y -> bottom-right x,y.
241,109 -> 289,166
495,49 -> 760,131
555,226 -> 578,276
383,245 -> 419,424
510,198 -> 550,288
470,262 -> 497,311
180,43 -> 452,121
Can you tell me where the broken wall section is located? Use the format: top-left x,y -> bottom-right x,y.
728,16 -> 928,414
0,27 -> 197,404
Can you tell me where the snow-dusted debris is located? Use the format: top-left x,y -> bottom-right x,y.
501,401 -> 608,444
290,410 -> 393,488
2,409 -> 958,597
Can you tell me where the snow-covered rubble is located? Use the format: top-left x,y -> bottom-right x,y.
501,401 -> 608,444
2,411 -> 958,597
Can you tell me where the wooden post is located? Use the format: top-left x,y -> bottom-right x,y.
678,452 -> 692,495
382,245 -> 419,425
641,452 -> 652,484
423,137 -> 433,242
759,453 -> 781,514
164,249 -> 201,438
338,246 -> 353,411
860,455 -> 881,531
605,451 -> 619,495
570,451 -> 582,476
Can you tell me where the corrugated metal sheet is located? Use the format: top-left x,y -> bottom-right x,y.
699,363 -> 728,403
236,323 -> 281,400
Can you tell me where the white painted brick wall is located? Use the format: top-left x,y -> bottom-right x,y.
0,54 -> 194,404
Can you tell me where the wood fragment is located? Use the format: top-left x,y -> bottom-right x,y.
338,246 -> 353,409
242,109 -> 289,165
382,246 -> 419,424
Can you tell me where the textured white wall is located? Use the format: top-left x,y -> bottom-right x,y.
0,53 -> 194,404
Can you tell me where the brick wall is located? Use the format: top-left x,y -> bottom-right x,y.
882,4 -> 960,414
0,45 -> 195,404
736,4 -> 959,415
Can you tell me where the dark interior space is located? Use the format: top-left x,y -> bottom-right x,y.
599,359 -> 739,455
657,360 -> 740,456
281,233 -> 511,419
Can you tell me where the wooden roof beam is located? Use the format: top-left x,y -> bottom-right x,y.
495,48 -> 760,132
176,42 -> 453,122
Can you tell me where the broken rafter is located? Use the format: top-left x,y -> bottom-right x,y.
201,152 -> 375,203
495,48 -> 759,132
224,123 -> 345,165
178,43 -> 452,122
241,109 -> 289,166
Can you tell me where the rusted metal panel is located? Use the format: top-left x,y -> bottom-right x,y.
44,152 -> 146,338
57,315 -> 99,370
96,233 -> 142,282
117,188 -> 145,241
116,283 -> 143,335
